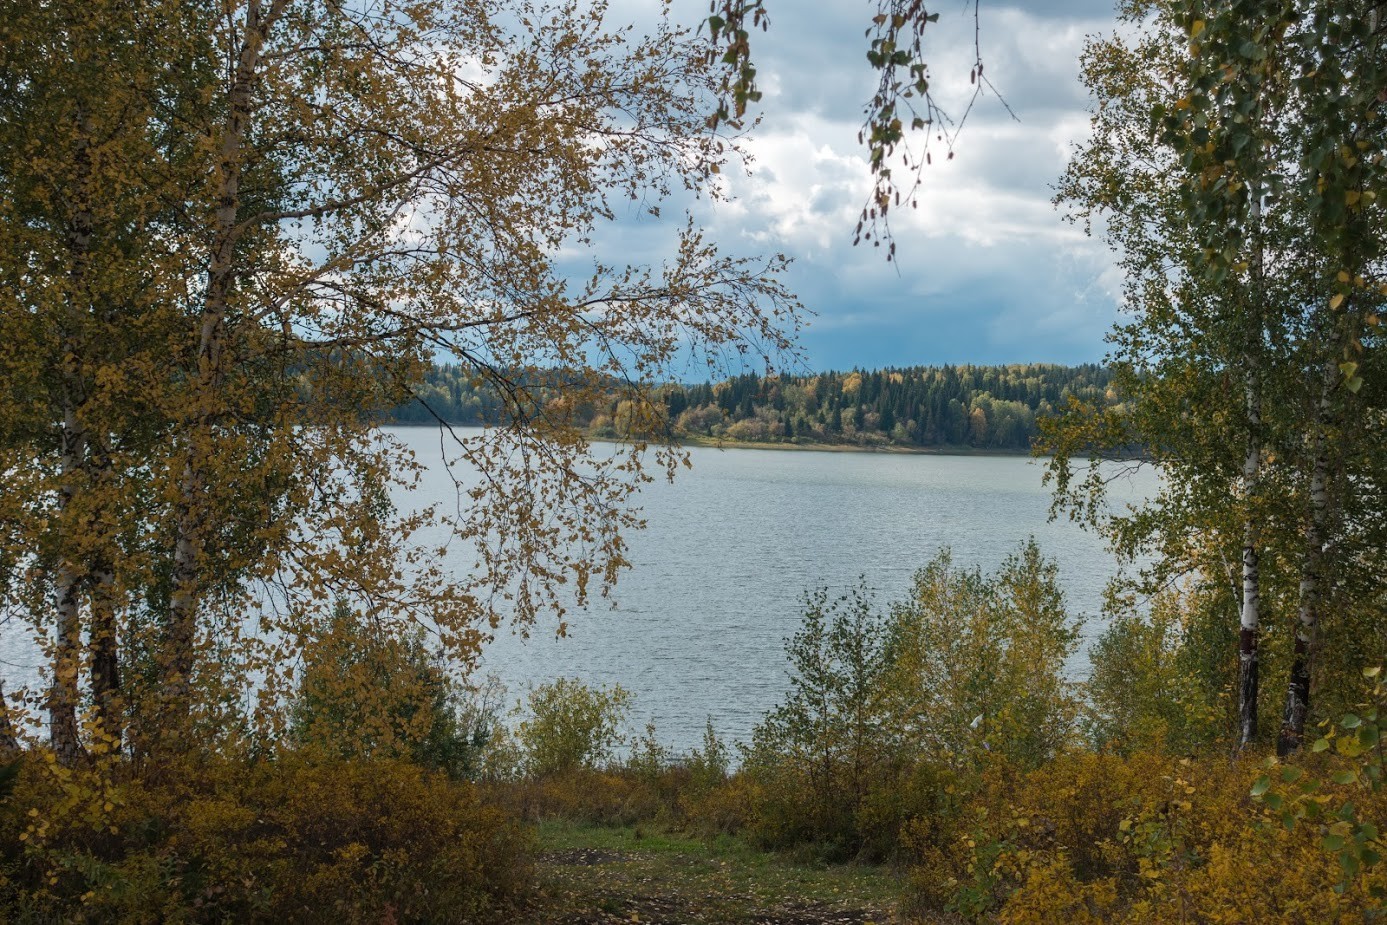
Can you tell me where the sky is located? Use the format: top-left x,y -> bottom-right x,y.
594,0 -> 1129,373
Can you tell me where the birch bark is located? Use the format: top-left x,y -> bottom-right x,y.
160,0 -> 288,744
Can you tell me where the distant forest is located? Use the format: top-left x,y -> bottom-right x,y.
389,363 -> 1119,452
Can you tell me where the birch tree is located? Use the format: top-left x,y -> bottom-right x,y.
1157,0 -> 1297,749
1048,0 -> 1387,750
1046,4 -> 1293,748
0,0 -> 205,761
0,0 -> 800,760
1165,0 -> 1387,754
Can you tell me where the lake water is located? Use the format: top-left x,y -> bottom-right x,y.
390,428 -> 1159,753
0,428 -> 1157,754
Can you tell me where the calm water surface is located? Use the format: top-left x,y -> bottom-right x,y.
0,429 -> 1157,753
391,428 -> 1158,752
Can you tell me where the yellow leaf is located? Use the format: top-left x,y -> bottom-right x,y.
1191,19 -> 1206,38
1330,293 -> 1345,310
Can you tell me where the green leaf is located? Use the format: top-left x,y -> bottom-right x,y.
1325,834 -> 1347,851
1340,852 -> 1361,877
1342,713 -> 1362,729
1251,775 -> 1272,797
1313,737 -> 1331,753
1333,770 -> 1358,785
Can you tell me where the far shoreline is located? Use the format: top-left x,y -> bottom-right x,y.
666,434 -> 1037,457
382,422 -> 1055,459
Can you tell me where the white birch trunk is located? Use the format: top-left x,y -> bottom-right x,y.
1237,372 -> 1261,749
49,107 -> 96,766
1237,189 -> 1264,750
161,0 -> 286,743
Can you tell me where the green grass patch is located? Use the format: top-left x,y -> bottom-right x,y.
525,820 -> 903,924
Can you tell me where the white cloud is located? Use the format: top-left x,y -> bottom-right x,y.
560,1 -> 1132,369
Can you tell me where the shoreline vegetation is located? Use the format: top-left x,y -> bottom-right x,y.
8,547 -> 1379,922
387,362 -> 1127,456
386,421 -> 1042,457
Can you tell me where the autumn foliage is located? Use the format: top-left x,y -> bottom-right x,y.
2,0 -> 1386,920
0,755 -> 530,923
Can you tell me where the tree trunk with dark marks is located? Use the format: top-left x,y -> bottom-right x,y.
1278,360 -> 1334,756
49,405 -> 88,765
89,564 -> 122,752
1237,186 -> 1265,751
1237,353 -> 1263,749
161,0 -> 287,749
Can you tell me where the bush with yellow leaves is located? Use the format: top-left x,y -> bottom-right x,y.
905,740 -> 1387,923
0,752 -> 531,924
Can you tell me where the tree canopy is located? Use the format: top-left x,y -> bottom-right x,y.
1044,0 -> 1387,752
0,0 -> 800,761
389,361 -> 1118,452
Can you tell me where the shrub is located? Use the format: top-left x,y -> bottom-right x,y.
290,602 -> 499,779
883,540 -> 1083,772
685,717 -> 730,795
857,759 -> 968,865
901,747 -> 1387,923
515,677 -> 632,777
741,581 -> 897,858
0,753 -> 531,923
493,767 -> 655,826
677,718 -> 738,830
736,543 -> 1083,860
1085,589 -> 1223,754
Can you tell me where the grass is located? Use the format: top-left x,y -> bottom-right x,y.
523,820 -> 905,924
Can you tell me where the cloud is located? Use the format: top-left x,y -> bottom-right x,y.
570,1 -> 1129,371
709,3 -> 1125,368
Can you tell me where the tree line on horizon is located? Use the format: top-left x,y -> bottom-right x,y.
388,362 -> 1119,452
